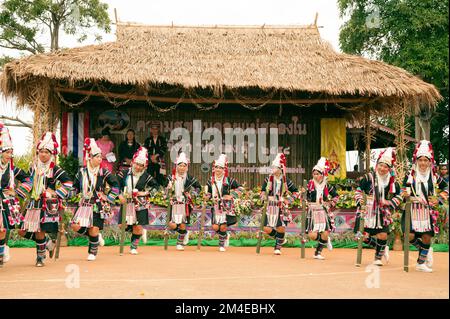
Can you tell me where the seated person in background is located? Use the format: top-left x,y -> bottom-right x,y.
438,163 -> 448,183
96,127 -> 115,173
118,129 -> 140,171
144,122 -> 167,185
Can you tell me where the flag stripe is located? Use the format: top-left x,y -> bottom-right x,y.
73,113 -> 79,158
61,113 -> 68,156
67,112 -> 74,155
78,113 -> 84,160
84,112 -> 90,141
62,111 -> 90,163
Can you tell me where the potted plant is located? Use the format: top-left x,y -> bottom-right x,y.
390,211 -> 403,251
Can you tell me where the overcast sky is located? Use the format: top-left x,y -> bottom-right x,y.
1,0 -> 346,156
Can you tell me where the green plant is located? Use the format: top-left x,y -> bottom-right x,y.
335,190 -> 357,209
390,211 -> 403,237
58,152 -> 80,180
328,177 -> 357,191
13,153 -> 33,172
148,191 -> 169,207
435,203 -> 449,243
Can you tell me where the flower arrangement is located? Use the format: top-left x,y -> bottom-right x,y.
335,190 -> 357,209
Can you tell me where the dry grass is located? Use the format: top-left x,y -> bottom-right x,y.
0,23 -> 442,117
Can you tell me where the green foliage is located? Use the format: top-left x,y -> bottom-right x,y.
435,203 -> 449,243
390,210 -> 403,236
13,152 -> 33,172
0,54 -> 13,66
148,191 -> 169,208
328,177 -> 357,191
0,0 -> 111,55
147,186 -> 304,216
338,0 -> 449,162
58,151 -> 80,180
336,190 -> 357,209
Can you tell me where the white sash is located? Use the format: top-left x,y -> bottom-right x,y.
309,203 -> 327,232
73,203 -> 94,228
172,202 -> 187,224
410,198 -> 432,232
266,197 -> 280,228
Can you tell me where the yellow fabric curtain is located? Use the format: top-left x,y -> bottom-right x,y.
321,118 -> 346,180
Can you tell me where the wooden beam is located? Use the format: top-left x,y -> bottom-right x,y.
54,87 -> 374,105
364,111 -> 371,172
116,22 -> 320,30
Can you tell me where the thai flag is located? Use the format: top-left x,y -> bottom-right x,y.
61,112 -> 90,163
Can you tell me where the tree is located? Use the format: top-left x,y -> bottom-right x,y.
0,0 -> 111,55
338,0 -> 449,163
0,0 -> 111,131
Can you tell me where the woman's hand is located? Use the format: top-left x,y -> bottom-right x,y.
260,191 -> 266,201
223,195 -> 233,200
98,192 -> 108,202
3,189 -> 16,197
118,195 -> 126,204
428,197 -> 438,207
380,199 -> 390,207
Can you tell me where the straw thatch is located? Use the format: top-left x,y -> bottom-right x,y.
0,23 -> 442,116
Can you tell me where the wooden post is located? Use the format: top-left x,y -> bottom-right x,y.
54,200 -> 68,260
5,230 -> 10,246
415,111 -> 431,141
364,111 -> 371,173
256,194 -> 268,254
54,212 -> 64,260
119,202 -> 127,256
300,179 -> 307,259
164,187 -> 173,250
197,186 -> 207,250
394,102 -> 411,186
356,193 -> 366,267
403,200 -> 411,272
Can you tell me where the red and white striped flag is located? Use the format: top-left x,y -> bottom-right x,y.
61,112 -> 90,163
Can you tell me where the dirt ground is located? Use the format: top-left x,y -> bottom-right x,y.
0,246 -> 448,299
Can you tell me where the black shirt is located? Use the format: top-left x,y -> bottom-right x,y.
144,135 -> 167,159
118,140 -> 140,164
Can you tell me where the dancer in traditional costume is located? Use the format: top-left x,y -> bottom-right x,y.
71,138 -> 119,261
260,153 -> 299,255
17,132 -> 72,267
164,152 -> 201,251
402,140 -> 448,272
0,124 -> 30,267
306,157 -> 339,260
353,148 -> 402,266
205,154 -> 244,252
117,147 -> 159,254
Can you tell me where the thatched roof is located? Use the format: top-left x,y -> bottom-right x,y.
0,23 -> 442,113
